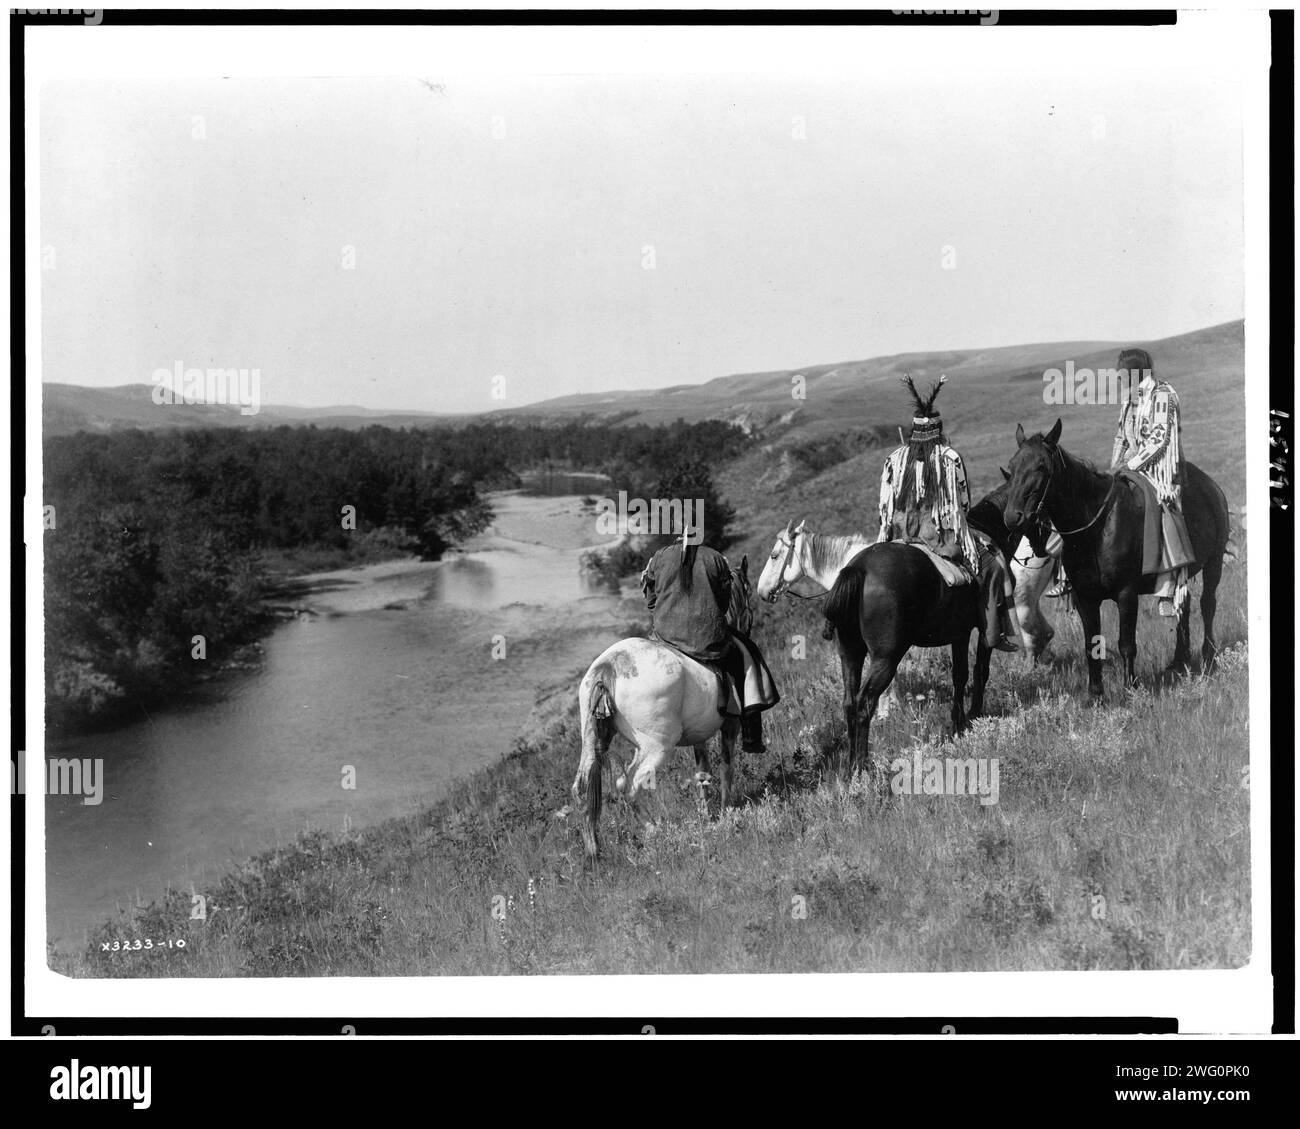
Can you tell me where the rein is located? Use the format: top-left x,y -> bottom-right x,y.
1036,446 -> 1121,538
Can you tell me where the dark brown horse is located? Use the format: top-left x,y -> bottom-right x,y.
815,482 -> 1031,777
1001,419 -> 1230,697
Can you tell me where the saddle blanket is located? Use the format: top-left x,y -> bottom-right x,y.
718,630 -> 780,717
1118,470 -> 1196,575
893,539 -> 974,587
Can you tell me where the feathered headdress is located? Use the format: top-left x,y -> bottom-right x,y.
902,372 -> 947,423
897,372 -> 949,500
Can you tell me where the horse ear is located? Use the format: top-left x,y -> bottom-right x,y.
794,519 -> 806,535
1046,418 -> 1063,446
783,519 -> 793,537
740,554 -> 749,579
1000,466 -> 1011,482
1015,423 -> 1026,448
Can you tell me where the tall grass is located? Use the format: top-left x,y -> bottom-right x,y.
59,537 -> 1249,977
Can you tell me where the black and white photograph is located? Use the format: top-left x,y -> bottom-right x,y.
17,8 -> 1280,1034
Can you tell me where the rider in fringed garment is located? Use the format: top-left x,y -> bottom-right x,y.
876,374 -> 1019,653
1109,347 -> 1195,616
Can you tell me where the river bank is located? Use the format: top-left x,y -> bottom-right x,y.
44,484 -> 645,954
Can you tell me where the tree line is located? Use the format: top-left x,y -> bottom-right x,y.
44,417 -> 750,729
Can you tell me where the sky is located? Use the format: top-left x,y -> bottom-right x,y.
37,33 -> 1247,414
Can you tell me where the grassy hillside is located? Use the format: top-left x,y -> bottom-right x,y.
57,319 -> 1249,978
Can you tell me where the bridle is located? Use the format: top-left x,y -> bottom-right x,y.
766,531 -> 822,603
1022,444 -> 1120,539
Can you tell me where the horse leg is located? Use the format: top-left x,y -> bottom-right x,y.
838,643 -> 866,779
1076,595 -> 1105,699
970,637 -> 992,721
852,652 -> 901,779
1200,554 -> 1223,673
1168,595 -> 1193,674
950,639 -> 969,734
621,731 -> 676,829
717,714 -> 740,812
692,742 -> 713,800
1117,588 -> 1140,688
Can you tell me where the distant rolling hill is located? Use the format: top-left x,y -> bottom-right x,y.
40,383 -> 463,438
43,320 -> 1243,500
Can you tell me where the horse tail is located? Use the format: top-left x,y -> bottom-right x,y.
824,561 -> 867,647
576,666 -> 616,860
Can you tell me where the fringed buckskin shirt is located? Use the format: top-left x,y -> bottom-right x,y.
1112,377 -> 1183,504
640,542 -> 733,662
877,443 -> 981,575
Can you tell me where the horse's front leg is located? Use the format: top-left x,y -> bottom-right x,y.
950,639 -> 969,734
1076,595 -> 1105,699
970,636 -> 991,721
692,742 -> 713,804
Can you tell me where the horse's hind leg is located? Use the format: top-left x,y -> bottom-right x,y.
838,643 -> 866,779
1200,554 -> 1223,672
1117,587 -> 1140,688
717,715 -> 740,811
621,732 -> 676,828
950,639 -> 970,734
852,652 -> 901,779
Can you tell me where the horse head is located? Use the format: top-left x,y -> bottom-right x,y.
755,519 -> 806,604
1003,418 -> 1062,532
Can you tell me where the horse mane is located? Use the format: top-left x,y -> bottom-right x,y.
1023,434 -> 1113,486
802,530 -> 871,574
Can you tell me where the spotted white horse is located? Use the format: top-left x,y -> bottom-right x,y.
572,558 -> 754,862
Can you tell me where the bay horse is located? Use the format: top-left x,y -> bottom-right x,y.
1001,419 -> 1230,696
572,557 -> 753,861
755,483 -> 1038,779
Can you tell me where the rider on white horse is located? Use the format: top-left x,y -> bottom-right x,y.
640,525 -> 776,756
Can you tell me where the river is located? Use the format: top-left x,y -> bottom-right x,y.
44,473 -> 633,950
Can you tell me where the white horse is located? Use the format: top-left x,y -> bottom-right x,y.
1009,530 -> 1064,664
572,558 -> 752,861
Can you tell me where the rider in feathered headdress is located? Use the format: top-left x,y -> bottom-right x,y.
877,373 -> 1019,652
